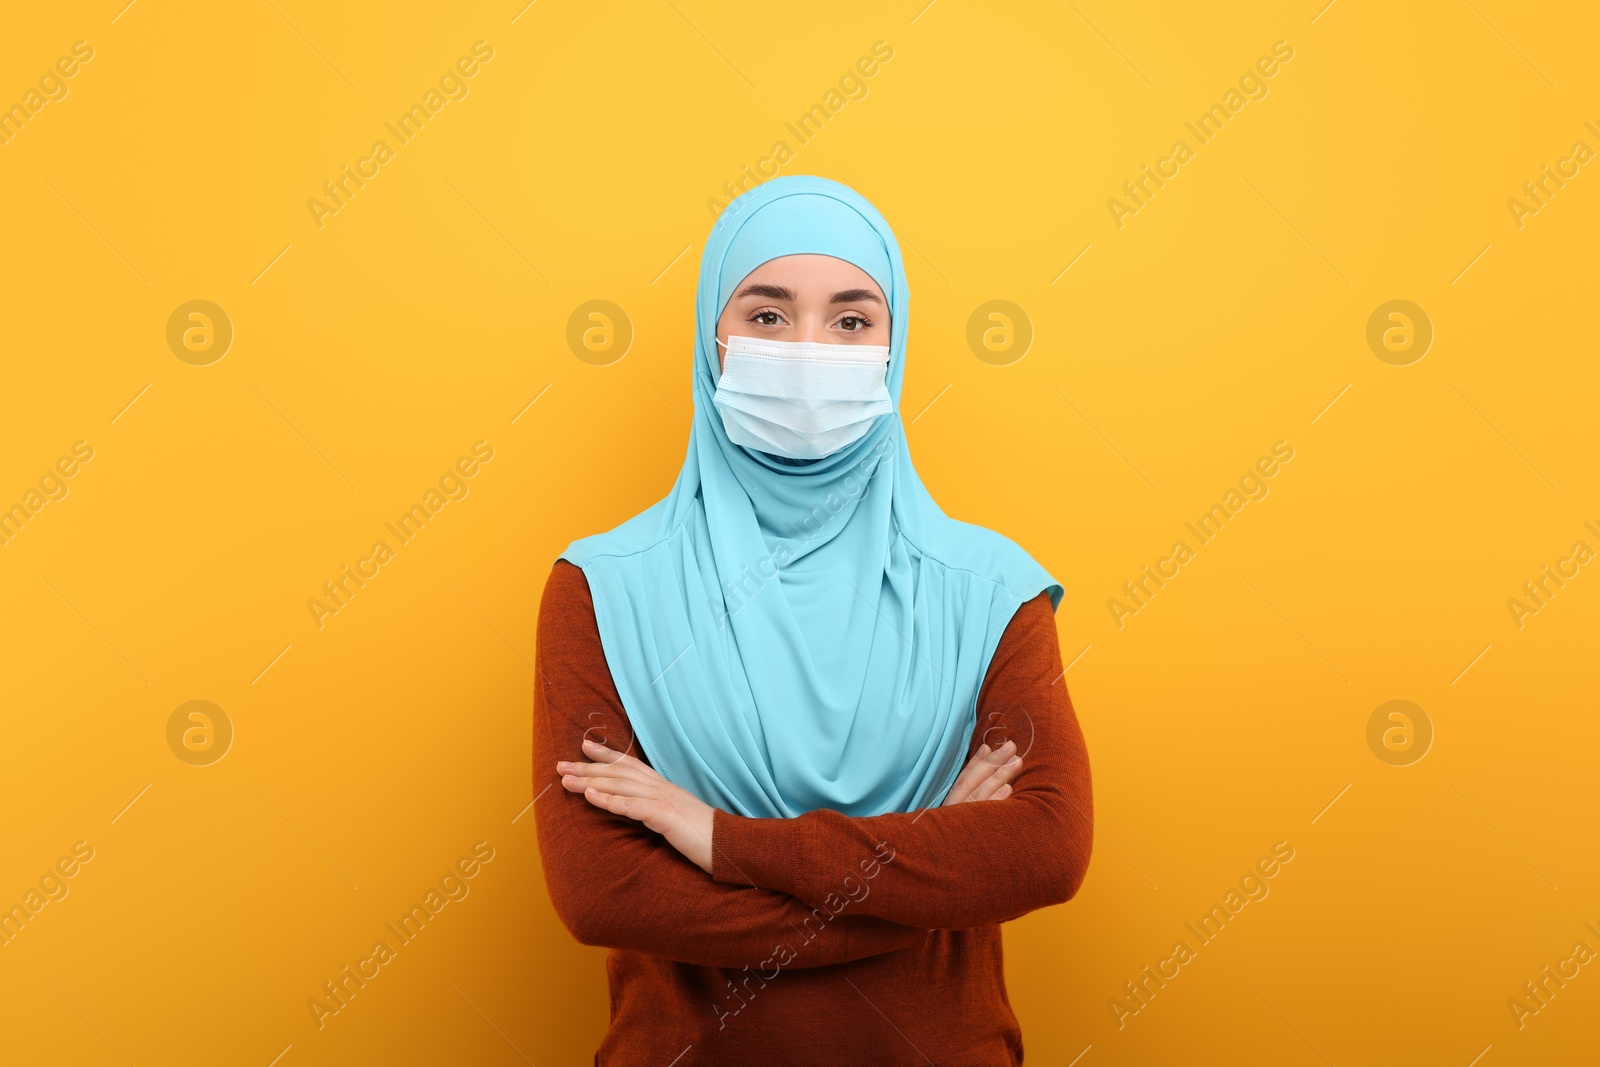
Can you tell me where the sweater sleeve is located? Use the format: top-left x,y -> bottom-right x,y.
532,560 -> 929,968
709,590 -> 1094,930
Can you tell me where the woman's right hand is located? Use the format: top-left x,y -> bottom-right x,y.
941,739 -> 1021,806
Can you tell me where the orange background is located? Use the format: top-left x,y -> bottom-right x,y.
2,1 -> 1596,1063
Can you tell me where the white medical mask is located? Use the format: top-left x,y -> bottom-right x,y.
712,335 -> 893,460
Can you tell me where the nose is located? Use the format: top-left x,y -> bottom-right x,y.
794,315 -> 825,344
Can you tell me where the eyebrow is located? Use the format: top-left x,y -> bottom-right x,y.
733,283 -> 883,305
734,283 -> 796,301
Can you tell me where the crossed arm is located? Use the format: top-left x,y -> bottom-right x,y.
532,560 -> 1093,967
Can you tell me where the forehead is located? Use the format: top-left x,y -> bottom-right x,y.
723,254 -> 885,302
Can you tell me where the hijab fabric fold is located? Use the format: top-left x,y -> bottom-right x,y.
559,175 -> 1061,819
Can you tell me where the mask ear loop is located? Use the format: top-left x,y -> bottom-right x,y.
711,334 -> 730,389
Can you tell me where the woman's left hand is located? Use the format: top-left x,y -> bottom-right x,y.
557,738 -> 716,874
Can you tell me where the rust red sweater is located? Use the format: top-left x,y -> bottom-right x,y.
533,559 -> 1093,1065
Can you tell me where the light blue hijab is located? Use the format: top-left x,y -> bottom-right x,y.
559,175 -> 1061,819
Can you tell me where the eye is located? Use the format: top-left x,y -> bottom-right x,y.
746,308 -> 787,327
836,314 -> 874,332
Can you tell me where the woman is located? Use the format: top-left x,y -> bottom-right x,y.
534,175 -> 1093,1064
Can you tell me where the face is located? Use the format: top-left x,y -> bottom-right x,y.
715,253 -> 890,371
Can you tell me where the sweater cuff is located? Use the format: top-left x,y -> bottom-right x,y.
711,808 -> 809,899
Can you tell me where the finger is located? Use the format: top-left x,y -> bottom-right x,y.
943,744 -> 992,805
967,755 -> 1022,802
578,783 -> 664,818
582,738 -> 651,771
966,739 -> 1016,780
558,758 -> 653,784
562,773 -> 659,800
992,783 -> 1012,800
944,739 -> 1019,806
980,738 -> 1017,766
959,739 -> 1012,786
579,785 -> 645,819
946,740 -> 1017,805
563,770 -> 660,796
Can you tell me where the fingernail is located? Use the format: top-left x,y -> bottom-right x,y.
556,761 -> 570,771
1005,756 -> 1021,768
